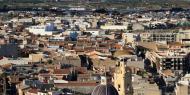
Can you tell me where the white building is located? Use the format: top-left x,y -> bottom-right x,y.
177,29 -> 190,44
100,25 -> 128,30
27,23 -> 58,36
122,32 -> 139,44
0,57 -> 30,65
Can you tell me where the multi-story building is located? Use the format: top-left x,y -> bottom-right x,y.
177,28 -> 190,45
133,29 -> 190,45
133,75 -> 161,95
140,30 -> 178,43
125,30 -> 178,44
122,32 -> 140,45
149,32 -> 177,43
137,42 -> 188,72
160,56 -> 185,70
175,74 -> 190,95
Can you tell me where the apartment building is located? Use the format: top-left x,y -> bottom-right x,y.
140,30 -> 178,43
177,28 -> 190,45
175,74 -> 190,95
137,42 -> 188,72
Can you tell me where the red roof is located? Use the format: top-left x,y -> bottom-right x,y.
114,44 -> 122,49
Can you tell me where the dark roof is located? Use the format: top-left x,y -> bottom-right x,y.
24,79 -> 54,91
0,44 -> 20,57
91,84 -> 118,95
55,82 -> 98,87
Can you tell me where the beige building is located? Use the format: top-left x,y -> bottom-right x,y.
132,23 -> 144,31
29,53 -> 44,63
132,75 -> 161,95
175,74 -> 190,95
137,42 -> 188,71
175,82 -> 189,95
177,28 -> 190,45
122,33 -> 138,45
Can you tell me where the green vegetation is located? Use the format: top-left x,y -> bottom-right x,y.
177,21 -> 190,27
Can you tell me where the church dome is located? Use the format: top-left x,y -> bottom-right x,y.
91,84 -> 119,95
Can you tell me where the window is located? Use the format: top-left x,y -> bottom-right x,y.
118,84 -> 121,91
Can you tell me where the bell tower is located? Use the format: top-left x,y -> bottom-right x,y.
114,60 -> 133,95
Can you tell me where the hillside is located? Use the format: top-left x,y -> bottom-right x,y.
0,0 -> 190,9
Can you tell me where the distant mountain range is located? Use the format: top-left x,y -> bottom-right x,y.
1,0 -> 190,3
1,0 -> 190,9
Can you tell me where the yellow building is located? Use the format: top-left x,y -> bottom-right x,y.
114,60 -> 133,95
29,54 -> 44,63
